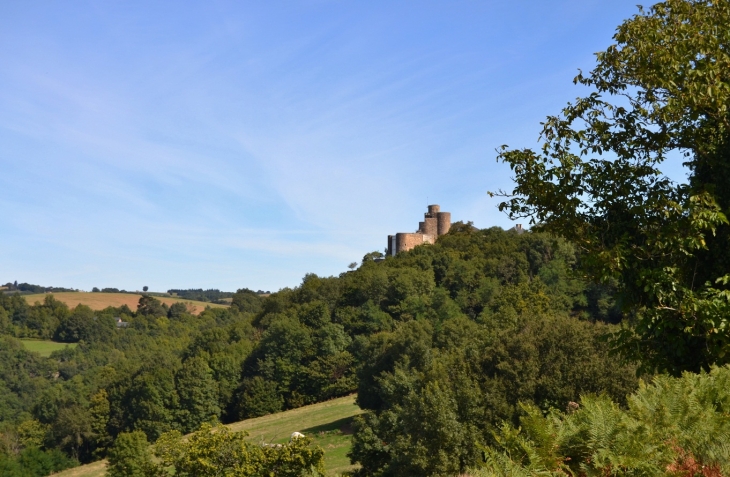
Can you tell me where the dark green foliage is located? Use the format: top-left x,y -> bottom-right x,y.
0,306 -> 10,334
0,294 -> 69,339
50,404 -> 94,461
167,288 -> 234,304
1,283 -> 75,294
106,431 -> 153,477
349,312 -> 637,476
175,357 -> 220,433
362,251 -> 384,263
0,336 -> 54,422
135,296 -> 166,317
54,304 -> 114,343
235,376 -> 284,419
231,288 -> 264,314
166,302 -> 188,319
114,366 -> 180,441
0,447 -> 77,477
298,301 -> 330,328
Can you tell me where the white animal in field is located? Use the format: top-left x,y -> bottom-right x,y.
290,432 -> 305,440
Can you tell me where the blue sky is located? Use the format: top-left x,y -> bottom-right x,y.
0,1 -> 661,293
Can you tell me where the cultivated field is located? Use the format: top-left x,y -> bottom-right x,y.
20,339 -> 78,357
54,394 -> 364,477
22,292 -> 225,315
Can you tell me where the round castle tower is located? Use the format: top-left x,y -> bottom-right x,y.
387,205 -> 452,256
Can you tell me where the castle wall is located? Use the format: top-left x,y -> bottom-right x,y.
396,233 -> 433,253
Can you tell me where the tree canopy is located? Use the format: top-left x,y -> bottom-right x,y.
493,0 -> 730,374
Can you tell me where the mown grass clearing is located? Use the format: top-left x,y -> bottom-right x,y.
20,339 -> 77,357
52,461 -> 106,477
22,292 -> 225,315
54,394 -> 364,477
229,394 -> 364,475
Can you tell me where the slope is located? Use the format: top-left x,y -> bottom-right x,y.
53,394 -> 363,477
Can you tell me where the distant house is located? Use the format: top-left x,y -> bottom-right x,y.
115,317 -> 129,328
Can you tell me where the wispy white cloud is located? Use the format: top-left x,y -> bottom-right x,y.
0,0 -> 649,291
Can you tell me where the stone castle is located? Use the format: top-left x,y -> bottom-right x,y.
387,204 -> 451,256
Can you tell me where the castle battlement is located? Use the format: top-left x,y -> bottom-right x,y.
387,205 -> 451,256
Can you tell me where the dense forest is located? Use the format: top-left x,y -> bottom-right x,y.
0,225 -> 638,476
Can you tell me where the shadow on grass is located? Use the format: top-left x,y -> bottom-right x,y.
302,416 -> 356,436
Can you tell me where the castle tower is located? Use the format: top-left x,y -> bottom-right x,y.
423,204 -> 440,236
423,217 -> 438,236
387,204 -> 452,255
437,212 -> 451,236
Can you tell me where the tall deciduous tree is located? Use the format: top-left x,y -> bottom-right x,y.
121,367 -> 179,441
175,357 -> 220,433
494,0 -> 730,374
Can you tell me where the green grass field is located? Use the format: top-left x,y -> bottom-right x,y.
20,339 -> 78,357
54,394 -> 364,477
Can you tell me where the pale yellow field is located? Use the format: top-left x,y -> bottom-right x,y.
23,292 -> 226,316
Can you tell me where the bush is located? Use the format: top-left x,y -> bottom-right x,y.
0,447 -> 77,477
153,423 -> 324,477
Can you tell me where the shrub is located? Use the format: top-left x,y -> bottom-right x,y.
106,431 -> 153,477
153,423 -> 324,477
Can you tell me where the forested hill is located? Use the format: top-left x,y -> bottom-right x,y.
0,224 -> 637,475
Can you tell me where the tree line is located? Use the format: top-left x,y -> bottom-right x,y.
0,225 -> 638,476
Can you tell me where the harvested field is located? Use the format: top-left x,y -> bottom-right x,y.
22,292 -> 226,315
